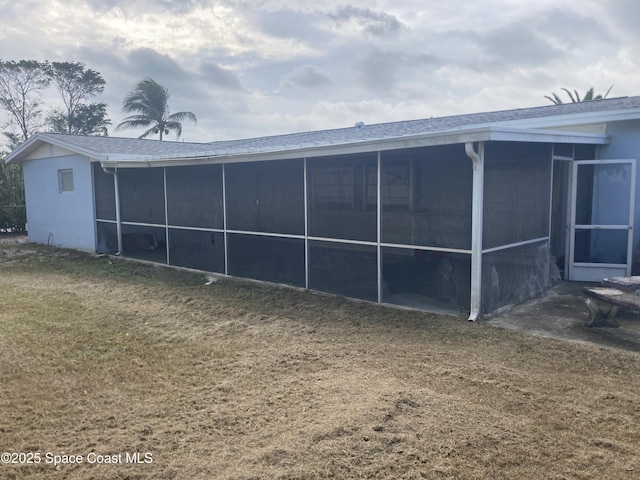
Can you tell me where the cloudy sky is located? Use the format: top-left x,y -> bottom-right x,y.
0,0 -> 638,144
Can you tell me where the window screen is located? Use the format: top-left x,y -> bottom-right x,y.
166,165 -> 224,229
382,247 -> 471,312
96,221 -> 118,254
307,153 -> 377,242
381,145 -> 472,250
226,160 -> 304,235
482,240 -> 554,314
121,224 -> 167,263
308,240 -> 378,301
227,233 -> 305,287
93,163 -> 116,221
483,142 -> 551,249
118,168 -> 166,225
169,228 -> 225,273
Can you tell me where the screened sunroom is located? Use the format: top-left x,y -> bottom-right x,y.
93,125 -> 608,318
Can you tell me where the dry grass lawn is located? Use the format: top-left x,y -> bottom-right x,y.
1,241 -> 639,479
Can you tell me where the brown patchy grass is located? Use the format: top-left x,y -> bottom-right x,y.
1,242 -> 639,479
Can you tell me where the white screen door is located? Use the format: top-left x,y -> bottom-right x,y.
568,159 -> 636,281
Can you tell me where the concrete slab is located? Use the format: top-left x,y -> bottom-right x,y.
487,282 -> 640,353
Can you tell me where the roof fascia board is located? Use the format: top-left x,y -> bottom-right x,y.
486,126 -> 609,144
490,108 -> 640,130
102,129 -> 495,168
101,126 -> 608,168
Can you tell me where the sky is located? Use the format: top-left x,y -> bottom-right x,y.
0,0 -> 639,144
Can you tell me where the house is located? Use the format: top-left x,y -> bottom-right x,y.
7,96 -> 640,318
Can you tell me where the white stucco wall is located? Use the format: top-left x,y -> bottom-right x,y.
23,154 -> 96,251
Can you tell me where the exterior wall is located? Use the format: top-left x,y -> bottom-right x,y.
598,119 -> 640,253
23,154 -> 96,251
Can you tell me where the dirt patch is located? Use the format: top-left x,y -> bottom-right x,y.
1,244 -> 640,479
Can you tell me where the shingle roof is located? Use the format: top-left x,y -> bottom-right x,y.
203,95 -> 640,152
8,95 -> 640,165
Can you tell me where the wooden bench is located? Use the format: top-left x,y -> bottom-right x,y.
583,279 -> 640,327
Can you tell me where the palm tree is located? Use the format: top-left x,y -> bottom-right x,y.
545,86 -> 613,105
115,78 -> 197,140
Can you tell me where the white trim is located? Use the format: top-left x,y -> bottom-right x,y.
482,237 -> 550,254
163,167 -> 169,265
167,225 -> 225,233
307,236 -> 377,247
377,151 -> 382,303
226,229 -> 306,240
304,158 -> 309,290
467,141 -> 484,321
121,221 -> 166,228
222,163 -> 228,275
380,243 -> 471,255
573,262 -> 629,268
96,219 -> 118,224
97,126 -> 609,169
574,224 -> 631,229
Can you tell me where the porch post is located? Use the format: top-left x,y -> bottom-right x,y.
466,142 -> 484,321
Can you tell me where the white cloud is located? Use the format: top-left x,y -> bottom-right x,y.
0,0 -> 639,146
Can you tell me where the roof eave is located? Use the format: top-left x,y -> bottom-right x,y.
491,107 -> 640,129
100,126 -> 609,168
5,133 -> 108,164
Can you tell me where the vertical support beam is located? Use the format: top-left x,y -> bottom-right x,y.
377,151 -> 383,303
627,159 -> 636,276
547,148 -> 555,286
222,163 -> 229,276
466,142 -> 484,321
304,158 -> 309,290
163,167 -> 169,265
409,157 -> 415,213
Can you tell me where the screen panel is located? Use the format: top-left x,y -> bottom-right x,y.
118,168 -> 166,225
166,165 -> 223,229
483,142 -> 552,249
382,247 -> 471,312
225,160 -> 304,235
381,145 -> 472,250
93,163 -> 116,221
169,228 -> 225,273
96,221 -> 118,254
121,224 -> 167,263
307,154 -> 377,242
308,240 -> 378,302
482,240 -> 555,314
227,233 -> 305,287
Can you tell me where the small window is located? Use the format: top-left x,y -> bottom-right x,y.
58,169 -> 74,193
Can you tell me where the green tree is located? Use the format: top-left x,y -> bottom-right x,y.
545,86 -> 613,105
115,78 -> 197,140
0,60 -> 50,142
46,61 -> 107,135
47,102 -> 111,136
0,151 -> 26,232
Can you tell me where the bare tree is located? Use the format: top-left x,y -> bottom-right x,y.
0,60 -> 50,142
46,61 -> 106,135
